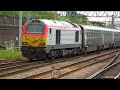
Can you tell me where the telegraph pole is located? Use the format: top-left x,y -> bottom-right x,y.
19,11 -> 22,51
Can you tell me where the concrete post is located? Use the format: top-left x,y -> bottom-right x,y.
19,11 -> 22,52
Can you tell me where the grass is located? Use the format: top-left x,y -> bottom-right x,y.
0,50 -> 22,61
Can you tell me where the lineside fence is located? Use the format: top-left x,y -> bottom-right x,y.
0,16 -> 27,25
0,40 -> 18,51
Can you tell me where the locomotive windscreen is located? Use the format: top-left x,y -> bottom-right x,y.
26,21 -> 44,34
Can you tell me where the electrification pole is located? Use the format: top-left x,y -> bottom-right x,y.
112,15 -> 115,28
27,11 -> 30,21
32,11 -> 35,19
55,11 -> 57,20
19,11 -> 22,51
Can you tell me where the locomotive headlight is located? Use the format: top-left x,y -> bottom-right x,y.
22,42 -> 28,45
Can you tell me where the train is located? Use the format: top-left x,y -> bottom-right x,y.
21,19 -> 120,61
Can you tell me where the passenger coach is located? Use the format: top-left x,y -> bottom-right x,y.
78,25 -> 120,53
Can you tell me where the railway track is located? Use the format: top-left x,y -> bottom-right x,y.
114,72 -> 120,79
0,48 -> 118,69
23,50 -> 120,79
0,52 -> 95,78
0,49 -> 119,79
0,52 -> 84,70
0,60 -> 29,68
87,51 -> 120,79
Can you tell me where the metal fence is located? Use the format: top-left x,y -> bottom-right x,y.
0,16 -> 27,25
0,40 -> 16,51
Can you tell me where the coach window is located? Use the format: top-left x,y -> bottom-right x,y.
88,32 -> 90,39
94,31 -> 96,38
75,31 -> 79,42
88,31 -> 91,39
92,30 -> 94,39
118,32 -> 120,38
119,32 -> 120,38
96,31 -> 97,37
91,30 -> 93,39
88,30 -> 90,39
87,31 -> 89,38
88,30 -> 91,39
90,30 -> 93,39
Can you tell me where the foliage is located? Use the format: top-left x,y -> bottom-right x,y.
35,11 -> 56,19
0,11 -> 88,24
0,50 -> 22,61
65,11 -> 88,24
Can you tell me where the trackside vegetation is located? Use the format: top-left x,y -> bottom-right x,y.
0,50 -> 22,61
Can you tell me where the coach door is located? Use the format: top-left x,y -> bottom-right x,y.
56,30 -> 61,45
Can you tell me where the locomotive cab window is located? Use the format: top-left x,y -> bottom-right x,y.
26,21 -> 44,34
75,31 -> 79,42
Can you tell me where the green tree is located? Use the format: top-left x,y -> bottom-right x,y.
65,11 -> 88,24
0,11 -> 88,25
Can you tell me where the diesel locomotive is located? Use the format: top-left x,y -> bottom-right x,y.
21,19 -> 120,61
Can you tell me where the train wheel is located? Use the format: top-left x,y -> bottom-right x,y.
69,54 -> 71,57
43,54 -> 49,62
37,58 -> 40,61
101,45 -> 104,51
78,49 -> 81,55
79,50 -> 82,55
82,47 -> 87,55
84,49 -> 87,55
51,56 -> 55,60
97,45 -> 101,53
112,43 -> 114,48
109,44 -> 112,49
29,58 -> 33,61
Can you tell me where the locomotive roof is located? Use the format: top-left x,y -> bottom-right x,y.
38,19 -> 78,28
27,19 -> 120,32
79,25 -> 120,32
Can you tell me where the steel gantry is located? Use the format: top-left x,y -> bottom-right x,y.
78,11 -> 120,29
78,11 -> 120,18
59,11 -> 120,29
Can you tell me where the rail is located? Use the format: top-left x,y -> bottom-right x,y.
23,49 -> 120,79
87,51 -> 120,79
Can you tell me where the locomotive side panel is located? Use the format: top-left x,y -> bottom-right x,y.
46,28 -> 81,53
61,30 -> 75,44
61,30 -> 80,44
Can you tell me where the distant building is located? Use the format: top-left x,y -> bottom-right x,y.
87,21 -> 106,27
